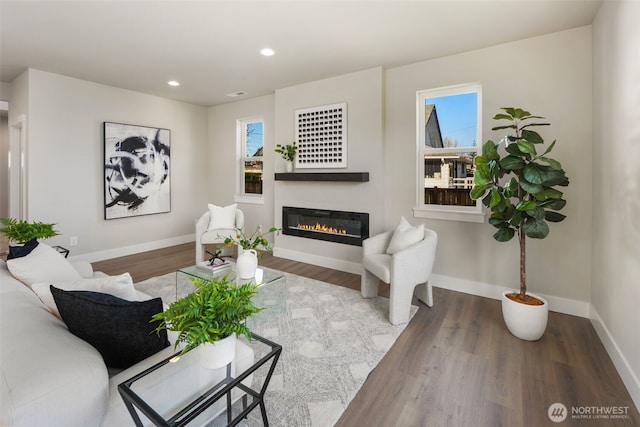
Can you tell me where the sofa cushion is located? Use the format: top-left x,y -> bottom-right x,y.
7,238 -> 39,260
51,287 -> 169,369
6,243 -> 82,287
207,203 -> 237,230
386,216 -> 425,255
32,273 -> 139,319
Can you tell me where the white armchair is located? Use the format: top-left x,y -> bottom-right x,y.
195,208 -> 244,263
361,227 -> 438,325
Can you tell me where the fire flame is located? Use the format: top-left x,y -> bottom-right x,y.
297,222 -> 347,235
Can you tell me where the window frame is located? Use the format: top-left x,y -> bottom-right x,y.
235,117 -> 265,204
413,83 -> 485,223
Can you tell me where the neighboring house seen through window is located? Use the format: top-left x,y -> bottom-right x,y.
414,83 -> 484,222
236,118 -> 264,202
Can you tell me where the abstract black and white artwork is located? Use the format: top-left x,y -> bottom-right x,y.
103,122 -> 171,220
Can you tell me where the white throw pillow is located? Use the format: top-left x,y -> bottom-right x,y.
386,217 -> 425,255
207,203 -> 237,230
32,273 -> 138,319
6,243 -> 82,287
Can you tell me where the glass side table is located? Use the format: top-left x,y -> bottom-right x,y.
176,263 -> 284,298
176,263 -> 287,327
118,333 -> 281,427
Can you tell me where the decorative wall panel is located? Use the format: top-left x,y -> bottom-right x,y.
295,103 -> 347,169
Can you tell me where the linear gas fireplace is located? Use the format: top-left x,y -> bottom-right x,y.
282,206 -> 369,246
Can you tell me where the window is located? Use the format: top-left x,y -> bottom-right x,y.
236,118 -> 264,202
414,83 -> 484,223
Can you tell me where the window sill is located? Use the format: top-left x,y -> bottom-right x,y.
413,206 -> 485,223
234,195 -> 265,205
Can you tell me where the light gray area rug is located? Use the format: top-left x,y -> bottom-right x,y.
135,270 -> 416,427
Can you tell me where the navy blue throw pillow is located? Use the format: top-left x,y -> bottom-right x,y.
7,238 -> 39,260
50,286 -> 169,369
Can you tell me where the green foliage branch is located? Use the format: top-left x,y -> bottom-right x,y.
470,107 -> 569,300
223,225 -> 281,253
274,142 -> 297,161
152,275 -> 262,356
0,218 -> 60,244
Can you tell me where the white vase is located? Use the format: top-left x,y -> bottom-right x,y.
199,333 -> 236,369
285,161 -> 294,173
501,290 -> 548,341
237,248 -> 258,279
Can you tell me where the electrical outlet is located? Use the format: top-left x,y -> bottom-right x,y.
70,236 -> 78,246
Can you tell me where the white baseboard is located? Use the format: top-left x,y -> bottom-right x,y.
270,248 -> 590,318
431,274 -> 591,318
272,247 -> 362,275
589,306 -> 640,412
68,234 -> 195,264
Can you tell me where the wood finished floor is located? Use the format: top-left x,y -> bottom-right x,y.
93,243 -> 640,427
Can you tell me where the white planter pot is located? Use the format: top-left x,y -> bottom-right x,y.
501,290 -> 548,341
285,161 -> 294,173
237,248 -> 258,279
199,333 -> 236,369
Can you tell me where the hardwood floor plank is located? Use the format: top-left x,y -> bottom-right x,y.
91,243 -> 640,426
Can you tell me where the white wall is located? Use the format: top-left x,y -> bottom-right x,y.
6,72 -> 28,220
273,67 -> 385,272
16,69 -> 209,260
0,82 -> 11,102
0,113 -> 8,218
0,81 -> 9,219
591,0 -> 640,409
385,27 -> 593,309
208,94 -> 275,235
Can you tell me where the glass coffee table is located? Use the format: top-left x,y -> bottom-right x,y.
118,333 -> 281,427
176,262 -> 287,327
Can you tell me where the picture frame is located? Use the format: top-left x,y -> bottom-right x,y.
103,122 -> 171,220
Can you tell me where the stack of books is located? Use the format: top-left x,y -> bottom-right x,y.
196,260 -> 232,273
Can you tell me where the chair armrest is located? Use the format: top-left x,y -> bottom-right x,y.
362,231 -> 393,256
196,212 -> 210,238
235,209 -> 244,230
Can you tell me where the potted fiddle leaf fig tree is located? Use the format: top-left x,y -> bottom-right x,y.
152,274 -> 262,369
470,107 -> 569,341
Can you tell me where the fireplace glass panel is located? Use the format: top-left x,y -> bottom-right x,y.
282,207 -> 369,246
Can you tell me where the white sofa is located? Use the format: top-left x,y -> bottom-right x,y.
0,258 -> 254,427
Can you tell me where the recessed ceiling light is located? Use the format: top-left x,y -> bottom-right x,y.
167,80 -> 180,87
227,91 -> 247,98
260,48 -> 275,57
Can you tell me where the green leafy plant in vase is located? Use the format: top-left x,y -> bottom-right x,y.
223,225 -> 281,254
470,107 -> 569,340
151,274 -> 262,368
223,225 -> 281,279
0,217 -> 60,244
275,142 -> 297,172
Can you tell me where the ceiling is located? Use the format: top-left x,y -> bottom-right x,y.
0,0 -> 602,107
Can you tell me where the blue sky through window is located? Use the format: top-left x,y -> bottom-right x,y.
426,92 -> 477,147
246,121 -> 263,157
